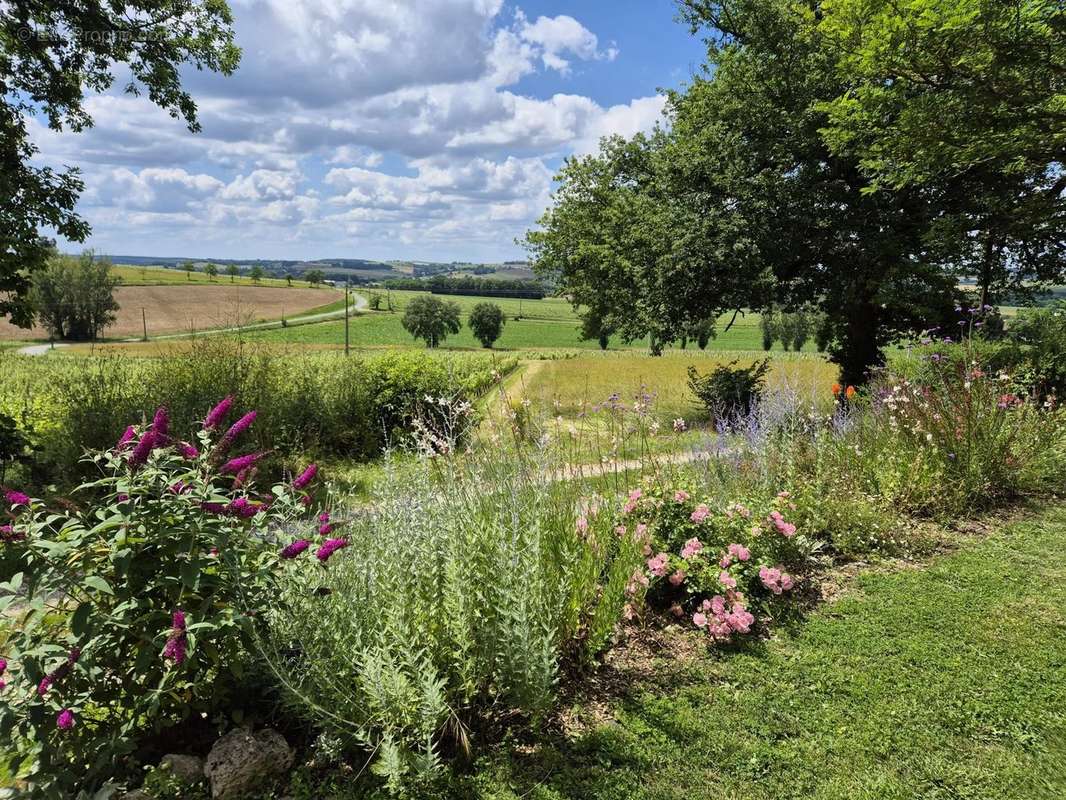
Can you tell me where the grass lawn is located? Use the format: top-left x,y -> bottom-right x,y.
450,503 -> 1066,800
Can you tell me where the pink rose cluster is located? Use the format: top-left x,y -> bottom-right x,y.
692,595 -> 755,640
623,488 -> 642,515
768,510 -> 796,537
646,552 -> 670,577
759,566 -> 794,595
690,504 -> 711,524
719,542 -> 750,568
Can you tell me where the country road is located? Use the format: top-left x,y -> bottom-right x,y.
16,292 -> 368,356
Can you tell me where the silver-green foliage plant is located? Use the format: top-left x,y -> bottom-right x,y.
260,411 -> 641,793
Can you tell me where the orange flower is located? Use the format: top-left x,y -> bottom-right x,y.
845,385 -> 856,400
831,382 -> 842,396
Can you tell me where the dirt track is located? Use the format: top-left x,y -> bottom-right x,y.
0,285 -> 339,340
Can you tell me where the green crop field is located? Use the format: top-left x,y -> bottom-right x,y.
245,290 -> 818,353
112,263 -> 306,289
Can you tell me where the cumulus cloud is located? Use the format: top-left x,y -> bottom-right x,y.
31,1 -> 667,260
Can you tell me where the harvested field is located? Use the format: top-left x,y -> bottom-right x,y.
0,285 -> 340,340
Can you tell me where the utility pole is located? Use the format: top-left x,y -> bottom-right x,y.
142,308 -> 148,342
344,279 -> 350,356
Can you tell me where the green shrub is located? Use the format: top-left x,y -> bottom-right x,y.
0,343 -> 516,489
0,402 -> 321,796
687,359 -> 770,419
1008,302 -> 1066,400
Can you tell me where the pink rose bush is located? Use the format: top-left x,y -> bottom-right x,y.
0,399 -> 345,795
614,484 -> 812,645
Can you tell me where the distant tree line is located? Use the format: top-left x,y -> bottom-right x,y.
386,276 -> 545,299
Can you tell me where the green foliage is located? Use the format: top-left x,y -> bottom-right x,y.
0,342 -> 514,488
203,263 -> 218,281
304,269 -> 326,287
225,264 -> 240,282
0,0 -> 240,326
30,252 -> 120,341
248,266 -> 265,284
0,406 -> 315,796
260,441 -> 641,790
468,302 -> 506,348
402,295 -> 462,348
1008,302 -> 1066,400
687,359 -> 770,419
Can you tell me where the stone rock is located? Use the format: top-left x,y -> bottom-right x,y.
203,727 -> 294,800
161,753 -> 205,785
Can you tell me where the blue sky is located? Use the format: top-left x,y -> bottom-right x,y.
33,1 -> 707,262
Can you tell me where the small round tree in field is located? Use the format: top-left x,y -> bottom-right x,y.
402,295 -> 461,348
469,302 -> 506,348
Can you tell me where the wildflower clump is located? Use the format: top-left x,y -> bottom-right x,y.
0,400 -> 330,796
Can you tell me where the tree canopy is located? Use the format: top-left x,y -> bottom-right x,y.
469,302 -> 506,348
31,252 -> 119,341
527,0 -> 1064,384
402,295 -> 461,348
1,1 -> 240,326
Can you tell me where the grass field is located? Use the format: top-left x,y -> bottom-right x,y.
518,351 -> 837,421
246,290 -> 811,353
451,503 -> 1066,800
112,263 -> 300,289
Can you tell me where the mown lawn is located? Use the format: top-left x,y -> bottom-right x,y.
450,503 -> 1066,800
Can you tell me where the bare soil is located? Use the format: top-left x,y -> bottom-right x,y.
0,285 -> 339,340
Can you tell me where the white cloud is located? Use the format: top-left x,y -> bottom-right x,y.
29,2 -> 666,260
515,11 -> 618,74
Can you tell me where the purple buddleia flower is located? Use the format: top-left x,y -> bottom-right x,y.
204,396 -> 234,430
316,538 -> 348,563
163,610 -> 188,665
201,502 -> 227,515
3,488 -> 30,507
212,411 -> 258,460
177,442 -> 199,459
292,464 -> 318,490
1,524 -> 24,542
280,539 -> 310,559
128,431 -> 158,466
0,658 -> 7,674
37,676 -> 53,696
221,452 -> 267,475
226,497 -> 263,519
115,425 -> 137,451
318,523 -> 333,536
56,709 -> 75,730
151,406 -> 170,438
